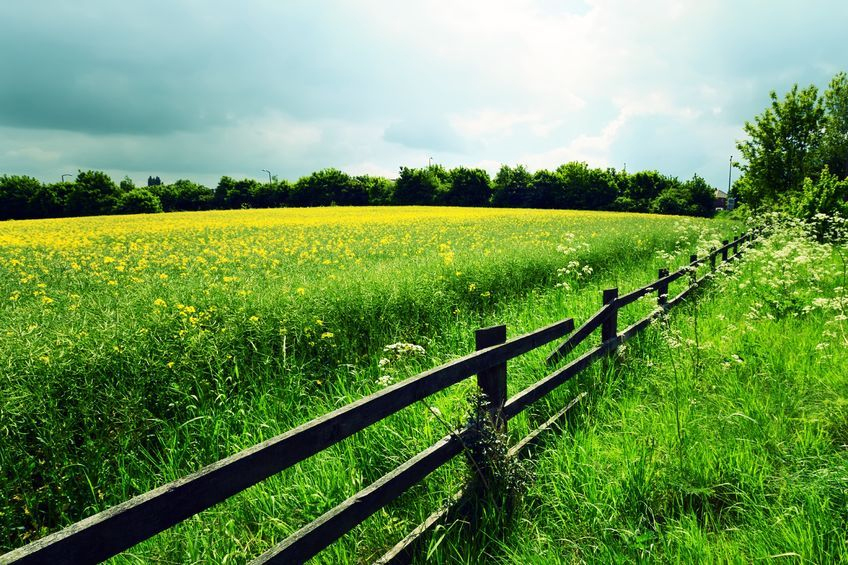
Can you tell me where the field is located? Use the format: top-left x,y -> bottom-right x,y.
2,207 -> 735,560
426,218 -> 848,562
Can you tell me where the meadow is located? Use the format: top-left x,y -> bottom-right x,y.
426,217 -> 848,563
0,206 -> 733,561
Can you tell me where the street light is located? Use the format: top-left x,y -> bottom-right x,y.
61,173 -> 72,182
261,169 -> 272,184
428,157 -> 433,168
727,155 -> 733,194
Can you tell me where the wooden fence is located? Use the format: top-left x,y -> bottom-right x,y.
1,233 -> 754,565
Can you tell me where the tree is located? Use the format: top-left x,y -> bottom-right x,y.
120,176 -> 135,193
821,72 -> 848,180
0,175 -> 41,220
555,162 -> 618,210
214,176 -> 236,208
492,165 -> 533,207
651,175 -> 713,217
737,84 -> 824,208
252,179 -> 290,208
357,175 -> 394,205
529,169 -> 565,208
623,170 -> 673,211
682,174 -> 716,217
67,170 -> 121,216
445,167 -> 491,206
290,168 -> 363,207
153,180 -> 214,211
147,176 -> 162,187
29,181 -> 72,218
116,188 -> 163,214
393,167 -> 445,205
214,176 -> 257,208
797,165 -> 848,220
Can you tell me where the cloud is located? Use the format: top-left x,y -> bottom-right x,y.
383,117 -> 466,153
1,0 -> 847,190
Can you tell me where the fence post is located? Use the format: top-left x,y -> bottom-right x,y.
732,235 -> 739,255
709,248 -> 717,272
721,240 -> 729,262
601,288 -> 618,344
657,268 -> 669,306
475,325 -> 507,432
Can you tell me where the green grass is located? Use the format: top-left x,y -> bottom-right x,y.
424,218 -> 848,563
0,207 -> 738,561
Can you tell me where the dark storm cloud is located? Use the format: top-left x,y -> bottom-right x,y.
2,0 -> 848,189
0,2 -> 385,134
0,1 -> 498,137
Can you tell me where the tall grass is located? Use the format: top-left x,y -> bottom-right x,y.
0,207 -> 732,560
425,216 -> 848,563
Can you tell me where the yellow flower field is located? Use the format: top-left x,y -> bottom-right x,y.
0,206 -> 725,557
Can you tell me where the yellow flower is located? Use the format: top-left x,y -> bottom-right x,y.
296,287 -> 306,295
249,315 -> 259,323
153,298 -> 167,307
321,332 -> 334,339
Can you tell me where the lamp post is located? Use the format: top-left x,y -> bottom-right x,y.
261,169 -> 272,184
727,155 -> 732,195
61,173 -> 72,183
428,157 -> 433,168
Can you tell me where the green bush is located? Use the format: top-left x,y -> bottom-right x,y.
797,166 -> 848,219
116,188 -> 163,214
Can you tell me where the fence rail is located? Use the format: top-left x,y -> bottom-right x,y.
1,232 -> 753,565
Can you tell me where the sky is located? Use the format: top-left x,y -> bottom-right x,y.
1,0 -> 847,191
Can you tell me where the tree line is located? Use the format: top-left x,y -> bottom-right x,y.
735,71 -> 848,221
0,162 -> 717,221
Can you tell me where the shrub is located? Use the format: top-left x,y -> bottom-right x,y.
116,188 -> 163,214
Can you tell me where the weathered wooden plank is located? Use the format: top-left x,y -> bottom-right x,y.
668,279 -> 697,307
379,238 -> 744,563
618,309 -> 660,342
251,432 -> 467,564
617,282 -> 655,308
506,340 -> 617,420
545,304 -> 610,366
378,391 -> 587,565
3,316 -> 575,564
373,487 -> 471,565
476,325 -> 507,431
659,267 -> 686,287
